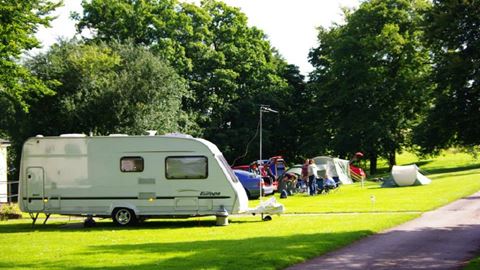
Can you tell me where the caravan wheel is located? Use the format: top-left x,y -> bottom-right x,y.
112,208 -> 137,226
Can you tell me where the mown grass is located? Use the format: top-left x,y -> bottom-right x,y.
0,214 -> 415,270
1,150 -> 479,270
279,166 -> 480,214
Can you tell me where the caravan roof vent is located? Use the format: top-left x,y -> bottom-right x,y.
109,134 -> 129,137
162,133 -> 193,138
60,133 -> 86,137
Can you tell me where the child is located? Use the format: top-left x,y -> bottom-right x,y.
324,177 -> 337,193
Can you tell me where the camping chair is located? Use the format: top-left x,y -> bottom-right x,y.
316,179 -> 325,194
296,179 -> 308,193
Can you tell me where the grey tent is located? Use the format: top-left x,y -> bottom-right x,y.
312,156 -> 353,184
382,164 -> 431,187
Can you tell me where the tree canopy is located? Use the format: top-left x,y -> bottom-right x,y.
0,0 -> 61,109
75,0 -> 292,162
308,0 -> 432,173
19,40 -> 194,138
3,0 -> 479,176
0,0 -> 62,142
414,0 -> 480,154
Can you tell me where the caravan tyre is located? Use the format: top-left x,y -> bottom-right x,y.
112,208 -> 137,226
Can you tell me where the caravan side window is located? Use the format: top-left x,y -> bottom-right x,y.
165,156 -> 208,179
120,156 -> 144,172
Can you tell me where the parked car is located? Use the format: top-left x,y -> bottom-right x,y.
254,156 -> 286,191
233,169 -> 274,200
231,165 -> 250,172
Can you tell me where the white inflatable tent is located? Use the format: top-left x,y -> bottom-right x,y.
312,156 -> 353,184
382,164 -> 431,187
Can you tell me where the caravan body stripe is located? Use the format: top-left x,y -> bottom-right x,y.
23,196 -> 231,200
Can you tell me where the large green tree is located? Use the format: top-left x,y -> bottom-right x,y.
0,0 -> 61,103
0,0 -> 61,138
414,0 -> 480,154
75,0 -> 291,162
264,64 -> 312,163
309,0 -> 432,173
18,40 -> 194,139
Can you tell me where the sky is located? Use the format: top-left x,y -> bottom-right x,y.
35,0 -> 360,76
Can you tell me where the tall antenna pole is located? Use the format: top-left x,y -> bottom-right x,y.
259,106 -> 263,202
259,105 -> 278,202
260,107 -> 263,164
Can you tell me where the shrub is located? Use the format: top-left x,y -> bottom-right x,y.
0,203 -> 22,220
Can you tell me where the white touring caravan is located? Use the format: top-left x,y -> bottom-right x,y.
19,133 -> 248,226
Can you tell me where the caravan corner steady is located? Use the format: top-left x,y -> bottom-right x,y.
19,133 -> 248,226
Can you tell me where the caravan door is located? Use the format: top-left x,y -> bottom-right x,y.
26,167 -> 45,211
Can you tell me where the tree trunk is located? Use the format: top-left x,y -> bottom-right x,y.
388,151 -> 396,171
369,154 -> 377,175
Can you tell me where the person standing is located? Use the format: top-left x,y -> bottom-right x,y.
307,159 -> 318,196
301,159 -> 310,193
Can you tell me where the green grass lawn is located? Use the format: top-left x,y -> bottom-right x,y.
280,166 -> 480,214
465,256 -> 480,270
1,214 -> 416,270
1,151 -> 479,270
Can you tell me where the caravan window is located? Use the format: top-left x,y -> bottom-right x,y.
218,155 -> 238,183
120,157 -> 144,172
165,156 -> 208,179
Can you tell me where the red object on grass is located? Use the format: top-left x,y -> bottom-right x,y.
349,164 -> 366,181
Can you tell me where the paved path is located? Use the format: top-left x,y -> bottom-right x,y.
286,192 -> 480,270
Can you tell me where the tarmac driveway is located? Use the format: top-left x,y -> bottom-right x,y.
286,192 -> 480,270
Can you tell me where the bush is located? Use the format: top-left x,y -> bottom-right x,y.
0,203 -> 22,220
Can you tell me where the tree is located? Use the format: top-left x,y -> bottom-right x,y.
309,0 -> 432,174
0,0 -> 61,110
75,0 -> 291,163
0,0 -> 62,146
265,64 -> 312,163
19,40 -> 195,139
414,0 -> 480,154
198,1 -> 288,161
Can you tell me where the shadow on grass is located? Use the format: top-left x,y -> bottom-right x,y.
430,169 -> 480,180
0,229 -> 373,270
370,163 -> 480,182
4,224 -> 480,270
410,160 -> 434,167
0,217 -> 266,234
370,159 -> 432,176
366,185 -> 427,190
422,163 -> 480,175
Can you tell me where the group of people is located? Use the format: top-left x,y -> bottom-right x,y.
300,159 -> 339,195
